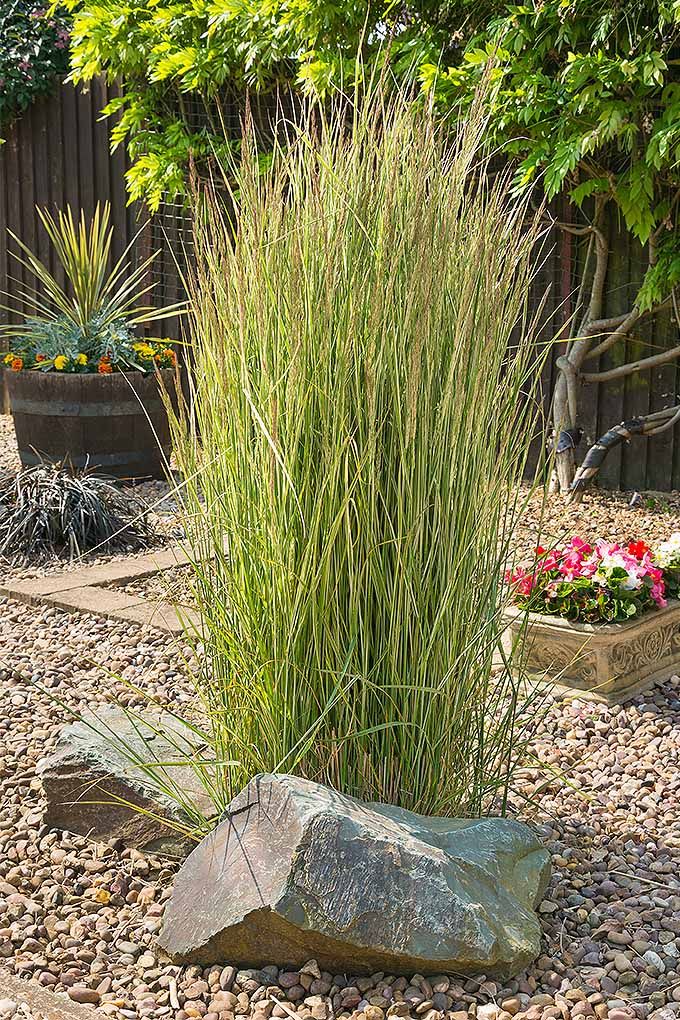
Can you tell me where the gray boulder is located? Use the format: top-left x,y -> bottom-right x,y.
38,706 -> 214,855
158,773 -> 550,977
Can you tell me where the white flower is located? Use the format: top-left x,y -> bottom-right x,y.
654,532 -> 680,568
595,553 -> 643,589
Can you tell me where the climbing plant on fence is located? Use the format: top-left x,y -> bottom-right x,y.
53,1 -> 484,210
0,2 -> 70,129
427,0 -> 680,496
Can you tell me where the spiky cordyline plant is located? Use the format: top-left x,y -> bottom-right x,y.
1,201 -> 182,343
167,90 -> 550,819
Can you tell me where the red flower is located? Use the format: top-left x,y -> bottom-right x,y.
628,540 -> 650,560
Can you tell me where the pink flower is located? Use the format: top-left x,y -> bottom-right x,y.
558,539 -> 596,580
506,567 -> 536,597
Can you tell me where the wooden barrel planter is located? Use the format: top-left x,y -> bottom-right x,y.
4,369 -> 179,480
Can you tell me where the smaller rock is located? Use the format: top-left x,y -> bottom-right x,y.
643,951 -> 666,973
38,706 -> 213,854
68,987 -> 101,1004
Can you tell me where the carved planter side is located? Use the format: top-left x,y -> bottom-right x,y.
503,600 -> 680,704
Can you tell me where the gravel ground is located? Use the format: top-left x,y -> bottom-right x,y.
3,415 -> 680,1020
1,599 -> 680,1020
115,566 -> 194,610
515,487 -> 680,562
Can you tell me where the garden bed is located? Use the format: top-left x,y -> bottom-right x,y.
1,596 -> 679,1020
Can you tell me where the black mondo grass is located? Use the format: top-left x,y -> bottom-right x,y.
0,462 -> 153,560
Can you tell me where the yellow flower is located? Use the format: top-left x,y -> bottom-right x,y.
3,352 -> 14,365
76,353 -> 87,365
133,341 -> 155,359
54,355 -> 68,371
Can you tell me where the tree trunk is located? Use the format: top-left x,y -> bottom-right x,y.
551,372 -> 576,492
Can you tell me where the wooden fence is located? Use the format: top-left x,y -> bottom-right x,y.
0,80 -> 187,335
1,82 -> 680,491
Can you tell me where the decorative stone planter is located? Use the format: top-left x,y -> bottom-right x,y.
503,600 -> 680,704
5,368 -> 179,480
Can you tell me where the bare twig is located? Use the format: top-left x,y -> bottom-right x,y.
581,340 -> 680,383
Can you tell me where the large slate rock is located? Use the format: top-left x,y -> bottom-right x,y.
158,773 -> 550,977
38,706 -> 214,855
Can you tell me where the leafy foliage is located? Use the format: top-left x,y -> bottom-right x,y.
0,462 -> 151,560
57,0 -> 680,308
426,0 -> 680,306
54,0 -> 485,209
0,2 -> 71,127
3,315 -> 178,373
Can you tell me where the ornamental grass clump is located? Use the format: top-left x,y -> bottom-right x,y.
168,92 -> 549,818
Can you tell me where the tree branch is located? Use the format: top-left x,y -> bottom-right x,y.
582,307 -> 643,361
556,355 -> 578,426
581,341 -> 680,383
647,404 -> 680,436
568,404 -> 680,502
583,200 -> 609,326
583,312 -> 633,336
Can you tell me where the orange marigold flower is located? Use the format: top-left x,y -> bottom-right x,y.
98,359 -> 113,375
11,357 -> 23,372
162,348 -> 177,365
35,353 -> 47,362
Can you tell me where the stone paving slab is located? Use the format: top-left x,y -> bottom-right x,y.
0,545 -> 201,636
0,969 -> 96,1018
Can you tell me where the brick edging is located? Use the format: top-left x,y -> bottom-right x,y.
0,545 -> 202,635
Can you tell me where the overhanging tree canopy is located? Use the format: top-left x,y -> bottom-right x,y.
55,1 -> 484,208
429,0 -> 680,495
